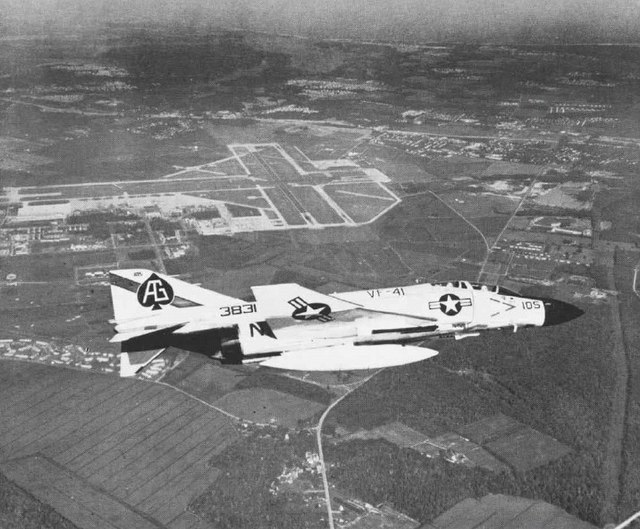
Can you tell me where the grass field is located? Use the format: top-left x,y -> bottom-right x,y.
324,184 -> 396,223
17,176 -> 255,201
280,145 -> 317,172
20,184 -> 123,198
290,186 -> 344,224
440,191 -> 519,218
482,161 -> 543,178
286,130 -> 365,160
213,388 -> 325,428
201,157 -> 247,175
2,251 -> 117,282
456,413 -> 524,445
329,182 -> 396,199
235,370 -> 332,405
373,161 -> 437,183
262,187 -> 306,225
375,194 -> 487,263
206,188 -> 271,209
420,156 -> 492,180
484,427 -> 571,473
255,145 -> 302,182
164,356 -> 247,402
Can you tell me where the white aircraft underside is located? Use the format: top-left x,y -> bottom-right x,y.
108,269 -> 583,376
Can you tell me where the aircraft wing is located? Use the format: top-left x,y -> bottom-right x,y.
251,283 -> 437,323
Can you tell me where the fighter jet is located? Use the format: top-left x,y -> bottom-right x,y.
109,269 -> 583,375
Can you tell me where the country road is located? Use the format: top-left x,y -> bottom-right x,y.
599,248 -> 630,524
316,370 -> 384,529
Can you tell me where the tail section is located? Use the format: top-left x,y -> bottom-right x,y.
109,268 -> 242,323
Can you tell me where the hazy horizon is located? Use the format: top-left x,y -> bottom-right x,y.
1,0 -> 639,43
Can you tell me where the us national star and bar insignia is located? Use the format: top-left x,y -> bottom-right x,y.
288,296 -> 333,322
428,293 -> 472,316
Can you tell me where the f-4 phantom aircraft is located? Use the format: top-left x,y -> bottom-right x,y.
109,269 -> 583,375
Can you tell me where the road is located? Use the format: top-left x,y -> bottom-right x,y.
0,97 -> 120,117
140,212 -> 167,274
428,190 -> 491,254
316,369 -> 384,529
476,169 -> 542,284
597,247 -> 629,524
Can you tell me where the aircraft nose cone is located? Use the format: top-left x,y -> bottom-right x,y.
539,298 -> 584,326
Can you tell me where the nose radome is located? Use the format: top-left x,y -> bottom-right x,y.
539,298 -> 585,326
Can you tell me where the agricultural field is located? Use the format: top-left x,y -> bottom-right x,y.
430,494 -> 597,529
1,456 -> 160,529
0,467 -> 80,529
0,362 -> 238,527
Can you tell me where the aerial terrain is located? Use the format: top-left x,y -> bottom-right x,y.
0,19 -> 640,529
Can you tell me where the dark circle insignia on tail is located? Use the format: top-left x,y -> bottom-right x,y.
136,273 -> 174,310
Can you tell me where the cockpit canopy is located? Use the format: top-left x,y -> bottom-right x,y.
429,280 -> 521,297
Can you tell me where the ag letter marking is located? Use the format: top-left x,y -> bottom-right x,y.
137,273 -> 174,310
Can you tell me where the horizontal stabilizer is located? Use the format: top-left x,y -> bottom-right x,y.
171,321 -> 228,334
260,344 -> 438,371
110,323 -> 183,343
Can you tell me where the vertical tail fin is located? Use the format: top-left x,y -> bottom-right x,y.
109,269 -> 242,323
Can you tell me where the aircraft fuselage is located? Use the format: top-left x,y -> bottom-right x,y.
109,269 -> 584,373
